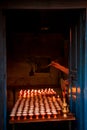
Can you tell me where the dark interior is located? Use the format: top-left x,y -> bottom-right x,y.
6,9 -> 80,63
6,9 -> 81,130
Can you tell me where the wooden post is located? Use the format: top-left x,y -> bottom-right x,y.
0,10 -> 7,130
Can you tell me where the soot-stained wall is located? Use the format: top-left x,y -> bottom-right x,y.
6,10 -> 69,87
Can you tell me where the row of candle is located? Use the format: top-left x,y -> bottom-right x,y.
19,88 -> 56,98
10,91 -> 62,121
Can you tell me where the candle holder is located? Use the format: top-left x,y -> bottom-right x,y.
53,113 -> 57,119
16,113 -> 21,120
17,116 -> 21,120
29,113 -> 33,119
62,98 -> 68,118
24,116 -> 27,120
58,109 -> 61,115
47,112 -> 51,119
11,116 -> 15,121
10,113 -> 15,121
35,113 -> 39,119
41,113 -> 45,119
